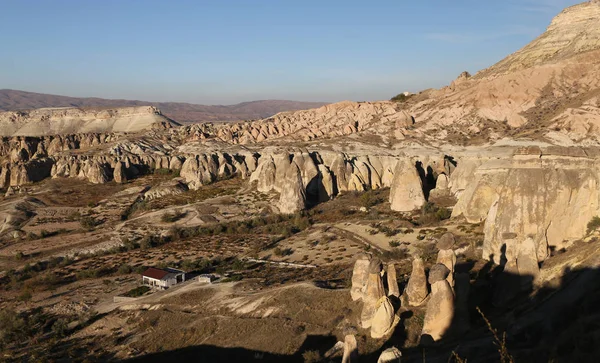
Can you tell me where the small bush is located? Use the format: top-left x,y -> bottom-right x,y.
118,264 -> 133,274
390,93 -> 412,103
273,247 -> 293,257
123,286 -> 151,297
161,209 -> 187,223
587,216 -> 600,234
389,240 -> 401,248
80,216 -> 98,230
360,191 -> 384,209
18,289 -> 32,302
15,251 -> 24,260
51,319 -> 68,338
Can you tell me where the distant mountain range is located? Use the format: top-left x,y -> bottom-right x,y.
0,89 -> 327,124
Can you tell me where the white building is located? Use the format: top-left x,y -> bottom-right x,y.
141,267 -> 186,290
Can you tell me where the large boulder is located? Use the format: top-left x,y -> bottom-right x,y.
389,159 -> 426,212
371,296 -> 398,339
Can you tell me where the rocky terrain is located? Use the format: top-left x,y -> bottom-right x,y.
2,1 -> 600,362
0,89 -> 327,124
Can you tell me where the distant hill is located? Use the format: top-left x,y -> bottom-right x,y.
0,89 -> 327,124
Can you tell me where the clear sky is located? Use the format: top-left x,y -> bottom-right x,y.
0,0 -> 583,105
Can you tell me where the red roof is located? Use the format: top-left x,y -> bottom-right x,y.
142,267 -> 170,280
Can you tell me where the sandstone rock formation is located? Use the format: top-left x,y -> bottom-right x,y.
421,264 -> 454,344
351,255 -> 371,301
436,234 -> 457,287
360,258 -> 385,329
389,159 -> 426,212
278,162 -> 306,214
341,335 -> 358,363
371,296 -> 398,339
387,263 -> 400,298
405,257 -> 428,306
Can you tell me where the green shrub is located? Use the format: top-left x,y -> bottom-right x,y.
360,191 -> 384,209
0,309 -> 26,348
123,286 -> 151,297
389,240 -> 401,248
587,216 -> 600,234
161,209 -> 187,223
118,264 -> 133,274
51,318 -> 68,338
80,216 -> 98,230
390,93 -> 412,103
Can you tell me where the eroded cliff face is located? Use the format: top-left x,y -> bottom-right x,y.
449,146 -> 600,263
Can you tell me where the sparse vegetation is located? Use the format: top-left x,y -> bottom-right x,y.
80,216 -> 99,230
587,216 -> 600,234
390,93 -> 412,103
161,209 -> 187,223
123,286 -> 151,298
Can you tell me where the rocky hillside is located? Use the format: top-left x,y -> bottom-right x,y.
0,106 -> 178,136
407,0 -> 600,144
0,89 -> 327,124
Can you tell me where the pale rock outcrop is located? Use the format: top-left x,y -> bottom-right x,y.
387,263 -> 400,298
278,162 -> 306,214
351,255 -> 371,301
389,159 -> 426,212
316,164 -> 335,202
405,257 -> 429,306
481,156 -> 600,264
436,233 -> 457,287
361,258 -> 385,329
436,249 -> 457,288
0,106 -> 177,136
371,296 -> 398,339
421,264 -> 454,344
377,347 -> 402,363
114,161 -> 128,183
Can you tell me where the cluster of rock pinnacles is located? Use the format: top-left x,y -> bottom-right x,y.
340,232 -> 469,362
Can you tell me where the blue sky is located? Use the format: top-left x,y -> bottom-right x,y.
0,0 -> 583,104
